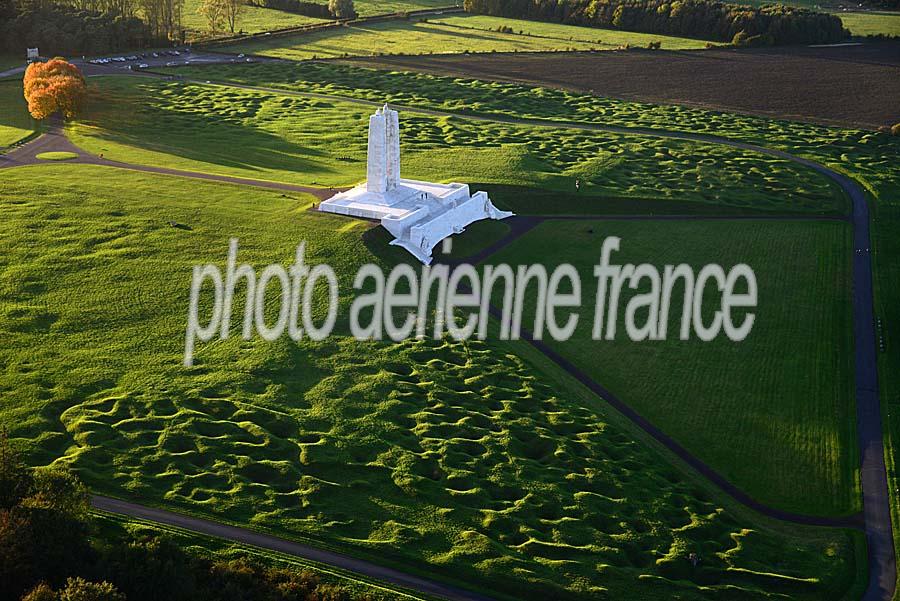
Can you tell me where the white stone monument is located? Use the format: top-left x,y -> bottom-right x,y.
318,104 -> 513,264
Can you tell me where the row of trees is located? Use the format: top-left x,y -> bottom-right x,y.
463,0 -> 849,46
0,434 -> 371,601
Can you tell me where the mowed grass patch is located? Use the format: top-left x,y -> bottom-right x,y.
0,165 -> 864,600
36,151 -> 78,161
0,80 -> 36,148
218,14 -> 705,59
487,219 -> 857,517
69,76 -> 844,215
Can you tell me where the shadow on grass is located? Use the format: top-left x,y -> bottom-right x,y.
78,83 -> 355,180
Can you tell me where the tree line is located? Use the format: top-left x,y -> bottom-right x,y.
0,0 -> 161,55
0,433 -> 375,601
463,0 -> 849,46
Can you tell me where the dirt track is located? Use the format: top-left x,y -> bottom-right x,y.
344,42 -> 900,129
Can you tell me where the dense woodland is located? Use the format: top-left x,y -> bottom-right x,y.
0,435 -> 370,601
0,0 -> 167,55
464,0 -> 849,45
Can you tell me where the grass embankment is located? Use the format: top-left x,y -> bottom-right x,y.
70,76 -> 843,215
486,219 -> 857,516
0,80 -> 36,148
217,13 -> 706,58
0,164 -> 864,600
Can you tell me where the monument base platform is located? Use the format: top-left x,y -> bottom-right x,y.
318,178 -> 513,264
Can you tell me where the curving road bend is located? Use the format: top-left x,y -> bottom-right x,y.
2,79 -> 894,599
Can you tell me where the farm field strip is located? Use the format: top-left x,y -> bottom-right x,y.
217,14 -> 706,59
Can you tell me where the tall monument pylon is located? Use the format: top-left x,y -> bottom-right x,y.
366,104 -> 400,196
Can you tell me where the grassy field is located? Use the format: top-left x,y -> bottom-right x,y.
0,164 -> 865,600
837,10 -> 900,36
353,0 -> 455,16
486,219 -> 857,516
0,80 -> 35,148
218,14 -> 706,58
69,76 -> 844,215
182,0 -> 328,36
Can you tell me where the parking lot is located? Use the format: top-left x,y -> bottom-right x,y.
79,48 -> 275,75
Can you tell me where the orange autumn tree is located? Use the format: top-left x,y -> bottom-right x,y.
23,59 -> 87,120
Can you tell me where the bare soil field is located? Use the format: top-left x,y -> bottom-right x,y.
345,41 -> 900,129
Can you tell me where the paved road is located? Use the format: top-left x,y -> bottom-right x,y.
3,78 -> 894,599
91,495 -> 495,601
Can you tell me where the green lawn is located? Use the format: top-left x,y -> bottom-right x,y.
0,80 -> 35,148
182,0 -> 329,36
69,76 -> 843,216
486,219 -> 857,517
218,13 -> 706,58
0,164 -> 864,600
